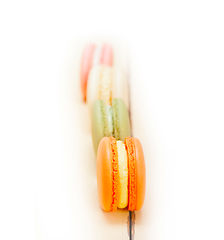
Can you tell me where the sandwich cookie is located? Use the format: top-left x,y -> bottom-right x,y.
91,98 -> 131,154
86,65 -> 129,113
97,136 -> 146,212
80,43 -> 113,101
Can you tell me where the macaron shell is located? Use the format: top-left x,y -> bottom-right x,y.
112,99 -> 131,142
80,44 -> 96,101
125,137 -> 137,211
97,137 -> 113,211
91,99 -> 110,154
90,44 -> 100,66
125,137 -> 146,211
86,65 -> 103,113
133,137 -> 146,211
100,43 -> 113,66
97,137 -> 118,212
112,66 -> 129,110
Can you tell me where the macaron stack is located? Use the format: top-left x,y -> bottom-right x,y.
80,43 -> 146,212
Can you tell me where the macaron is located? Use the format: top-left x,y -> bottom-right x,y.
91,98 -> 131,154
86,65 -> 129,113
80,43 -> 113,101
97,136 -> 146,212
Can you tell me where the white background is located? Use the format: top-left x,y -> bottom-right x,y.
0,0 -> 224,239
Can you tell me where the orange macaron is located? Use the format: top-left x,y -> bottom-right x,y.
97,136 -> 146,212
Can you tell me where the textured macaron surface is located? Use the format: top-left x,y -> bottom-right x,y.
110,137 -> 118,211
125,137 -> 146,211
97,137 -> 118,212
125,137 -> 137,211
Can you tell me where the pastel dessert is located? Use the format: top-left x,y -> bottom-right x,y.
97,136 -> 146,212
80,43 -> 113,101
86,65 -> 129,113
91,99 -> 131,154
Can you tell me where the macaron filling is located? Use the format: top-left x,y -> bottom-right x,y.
99,101 -> 110,138
106,105 -> 114,137
112,99 -> 120,140
98,66 -> 113,105
105,99 -> 124,141
116,140 -> 128,209
105,101 -> 122,140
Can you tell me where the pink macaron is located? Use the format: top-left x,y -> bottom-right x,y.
80,43 -> 113,101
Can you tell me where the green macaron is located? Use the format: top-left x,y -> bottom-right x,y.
91,98 -> 131,154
